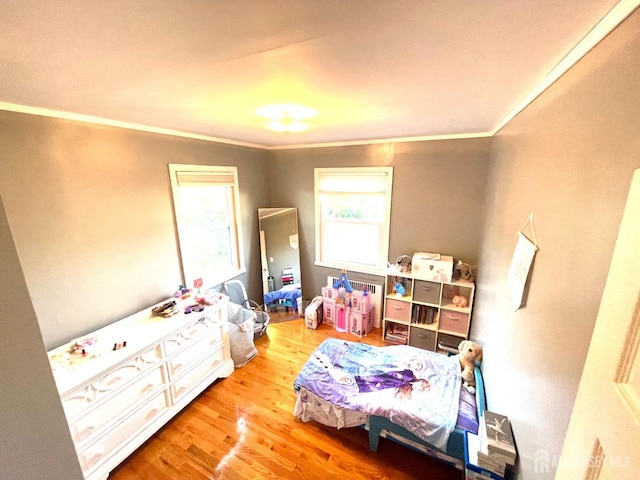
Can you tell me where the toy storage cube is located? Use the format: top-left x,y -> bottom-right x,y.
409,327 -> 436,350
323,300 -> 335,326
439,310 -> 470,335
413,280 -> 441,305
385,298 -> 411,323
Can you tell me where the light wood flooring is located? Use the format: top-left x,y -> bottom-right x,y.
110,317 -> 463,480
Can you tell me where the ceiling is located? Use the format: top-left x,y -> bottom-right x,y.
0,1 -> 634,149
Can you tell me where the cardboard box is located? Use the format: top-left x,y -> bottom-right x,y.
465,431 -> 505,480
412,252 -> 454,282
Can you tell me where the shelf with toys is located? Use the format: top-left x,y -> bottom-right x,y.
383,253 -> 476,353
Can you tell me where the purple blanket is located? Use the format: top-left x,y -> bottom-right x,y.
294,339 -> 462,450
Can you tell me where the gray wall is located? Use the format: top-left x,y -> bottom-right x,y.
0,196 -> 84,480
0,111 -> 269,349
268,138 -> 492,297
473,10 -> 640,480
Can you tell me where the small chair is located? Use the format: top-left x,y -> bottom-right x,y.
223,279 -> 251,309
223,280 -> 270,340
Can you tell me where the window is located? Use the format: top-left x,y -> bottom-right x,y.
169,164 -> 245,288
315,167 -> 393,274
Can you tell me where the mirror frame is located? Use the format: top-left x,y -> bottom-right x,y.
258,208 -> 301,307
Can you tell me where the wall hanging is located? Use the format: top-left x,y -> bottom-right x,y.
508,214 -> 539,311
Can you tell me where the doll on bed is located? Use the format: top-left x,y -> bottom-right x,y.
311,351 -> 430,401
355,369 -> 430,400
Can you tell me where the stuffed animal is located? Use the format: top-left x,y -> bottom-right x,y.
396,254 -> 412,273
456,340 -> 483,393
454,260 -> 478,282
452,294 -> 468,308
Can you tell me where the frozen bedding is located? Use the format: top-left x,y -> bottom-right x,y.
293,338 -> 467,451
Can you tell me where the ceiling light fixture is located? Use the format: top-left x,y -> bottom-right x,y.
257,104 -> 316,133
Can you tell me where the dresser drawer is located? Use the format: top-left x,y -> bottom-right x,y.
412,280 -> 441,305
61,344 -> 163,419
385,298 -> 411,323
409,327 -> 436,351
170,346 -> 225,402
164,316 -> 220,356
77,390 -> 170,473
439,310 -> 470,335
437,332 -> 464,351
166,332 -> 223,379
69,365 -> 166,444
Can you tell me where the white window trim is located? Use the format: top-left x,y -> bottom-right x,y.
314,166 -> 393,275
169,164 -> 245,289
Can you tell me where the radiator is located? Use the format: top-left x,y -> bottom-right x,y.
327,275 -> 384,329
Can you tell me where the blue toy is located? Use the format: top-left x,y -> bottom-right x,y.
333,270 -> 354,293
393,281 -> 406,296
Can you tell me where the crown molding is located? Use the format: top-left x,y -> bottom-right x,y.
492,0 -> 640,135
264,131 -> 493,150
0,102 -> 265,150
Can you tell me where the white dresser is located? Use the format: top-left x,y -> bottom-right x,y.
48,296 -> 235,480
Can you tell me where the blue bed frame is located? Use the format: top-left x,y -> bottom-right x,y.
264,288 -> 301,312
366,365 -> 486,468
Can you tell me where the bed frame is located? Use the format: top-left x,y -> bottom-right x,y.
365,365 -> 485,469
263,287 -> 301,313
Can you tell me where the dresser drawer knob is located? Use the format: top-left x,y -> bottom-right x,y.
145,408 -> 160,421
172,363 -> 184,373
85,447 -> 106,467
75,424 -> 96,442
140,383 -> 155,395
106,376 -> 123,387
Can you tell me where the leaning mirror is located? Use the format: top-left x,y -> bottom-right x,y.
258,208 -> 302,314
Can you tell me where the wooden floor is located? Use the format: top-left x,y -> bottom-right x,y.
110,318 -> 463,480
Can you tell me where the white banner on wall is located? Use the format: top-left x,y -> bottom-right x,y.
508,230 -> 538,311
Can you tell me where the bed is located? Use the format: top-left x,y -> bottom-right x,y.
293,338 -> 485,469
264,283 -> 301,312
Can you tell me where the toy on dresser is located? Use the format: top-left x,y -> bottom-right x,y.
69,336 -> 100,357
